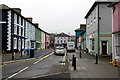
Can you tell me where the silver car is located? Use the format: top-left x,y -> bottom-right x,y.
54,46 -> 65,56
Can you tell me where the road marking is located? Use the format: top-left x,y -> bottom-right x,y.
34,52 -> 53,64
32,72 -> 63,79
2,52 -> 54,67
61,52 -> 66,65
6,67 -> 28,80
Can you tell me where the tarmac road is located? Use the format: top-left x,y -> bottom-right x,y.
2,51 -> 70,80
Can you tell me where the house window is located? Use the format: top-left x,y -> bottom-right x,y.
57,40 -> 59,43
64,40 -> 66,43
87,24 -> 89,28
61,40 -> 62,43
92,39 -> 94,51
14,13 -> 17,24
18,39 -> 21,51
19,16 -> 21,26
115,34 -> 120,56
19,26 -> 21,36
94,17 -> 96,23
14,38 -> 17,49
91,21 -> 92,26
14,24 -> 17,35
22,39 -> 24,49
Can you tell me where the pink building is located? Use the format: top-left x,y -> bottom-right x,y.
45,33 -> 50,49
110,2 -> 120,66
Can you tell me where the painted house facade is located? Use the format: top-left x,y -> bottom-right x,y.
75,24 -> 86,49
85,1 -> 113,56
1,4 -> 37,59
1,4 -> 26,58
45,33 -> 50,49
49,33 -> 55,48
55,32 -> 71,47
109,1 -> 120,66
41,31 -> 45,49
79,31 -> 86,50
75,28 -> 83,48
35,23 -> 41,50
25,18 -> 36,55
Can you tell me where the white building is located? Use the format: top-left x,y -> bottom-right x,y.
55,32 -> 71,47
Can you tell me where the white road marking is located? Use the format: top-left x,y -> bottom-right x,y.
34,52 -> 53,64
6,67 -> 28,80
32,72 -> 63,79
62,52 -> 66,65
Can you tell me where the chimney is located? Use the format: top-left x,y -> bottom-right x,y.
0,4 -> 10,9
12,8 -> 21,14
34,23 -> 39,28
26,17 -> 33,23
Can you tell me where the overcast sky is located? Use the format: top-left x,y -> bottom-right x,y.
0,0 -> 95,35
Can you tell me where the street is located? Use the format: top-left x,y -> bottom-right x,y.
2,50 -> 70,80
1,49 -> 119,80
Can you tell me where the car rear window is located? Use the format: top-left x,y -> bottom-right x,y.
56,47 -> 64,49
69,45 -> 73,47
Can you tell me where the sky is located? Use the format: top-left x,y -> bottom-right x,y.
0,0 -> 95,35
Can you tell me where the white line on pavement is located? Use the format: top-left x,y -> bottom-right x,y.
34,52 -> 53,64
6,67 -> 28,80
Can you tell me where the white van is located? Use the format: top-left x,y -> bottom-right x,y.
67,42 -> 75,52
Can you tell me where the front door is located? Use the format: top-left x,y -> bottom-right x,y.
102,41 -> 107,55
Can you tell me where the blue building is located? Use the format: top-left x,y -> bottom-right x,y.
75,24 -> 86,48
25,18 -> 36,55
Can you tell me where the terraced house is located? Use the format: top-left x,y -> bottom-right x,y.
85,1 -> 113,56
1,4 -> 26,59
34,23 -> 41,50
1,4 -> 37,59
109,1 -> 120,66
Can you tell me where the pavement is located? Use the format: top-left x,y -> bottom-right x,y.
67,49 -> 119,79
2,49 -> 53,63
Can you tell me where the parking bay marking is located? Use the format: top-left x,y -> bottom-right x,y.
34,52 -> 53,64
6,67 -> 28,80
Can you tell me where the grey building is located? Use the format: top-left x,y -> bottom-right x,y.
85,1 -> 113,56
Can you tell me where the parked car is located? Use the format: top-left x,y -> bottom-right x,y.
67,42 -> 75,52
54,46 -> 65,56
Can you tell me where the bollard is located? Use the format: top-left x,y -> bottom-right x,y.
72,55 -> 75,66
80,50 -> 81,58
12,50 -> 14,60
95,54 -> 98,64
74,57 -> 76,70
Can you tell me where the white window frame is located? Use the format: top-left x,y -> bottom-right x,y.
14,24 -> 17,35
22,39 -> 24,49
14,37 -> 17,49
18,39 -> 21,51
19,26 -> 21,36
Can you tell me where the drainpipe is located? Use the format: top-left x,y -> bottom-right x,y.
96,4 -> 100,64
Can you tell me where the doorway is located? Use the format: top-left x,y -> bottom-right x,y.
101,41 -> 107,55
